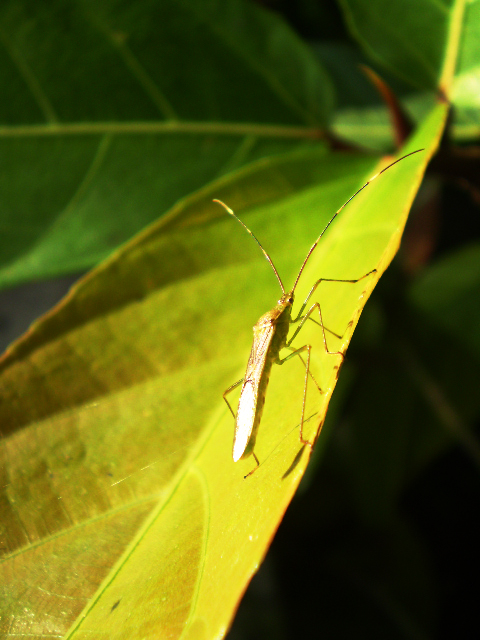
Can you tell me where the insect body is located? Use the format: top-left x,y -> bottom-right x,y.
228,290 -> 296,465
219,149 -> 423,477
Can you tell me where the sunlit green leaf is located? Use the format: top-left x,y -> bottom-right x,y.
0,103 -> 446,638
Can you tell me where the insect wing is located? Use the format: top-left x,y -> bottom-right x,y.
233,318 -> 275,462
233,380 -> 257,461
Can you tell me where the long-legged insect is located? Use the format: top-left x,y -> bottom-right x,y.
219,149 -> 423,477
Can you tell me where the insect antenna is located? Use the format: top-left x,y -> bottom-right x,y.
291,148 -> 424,293
213,199 -> 286,294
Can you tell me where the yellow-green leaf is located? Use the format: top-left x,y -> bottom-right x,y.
0,103 -> 446,639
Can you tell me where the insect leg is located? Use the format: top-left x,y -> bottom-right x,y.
244,451 -> 260,479
277,345 -> 318,448
289,270 -> 377,355
223,377 -> 244,419
290,301 -> 345,363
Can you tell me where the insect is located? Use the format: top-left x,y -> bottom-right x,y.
218,149 -> 423,477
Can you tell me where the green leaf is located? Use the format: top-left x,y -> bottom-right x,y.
0,103 -> 446,638
338,0 -> 465,91
0,0 -> 332,289
409,242 -> 480,357
452,0 -> 480,138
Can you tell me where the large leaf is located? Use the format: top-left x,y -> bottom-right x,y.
451,0 -> 480,137
0,0 -> 332,290
338,0 -> 465,91
0,104 -> 446,638
410,242 -> 480,358
336,0 -> 480,142
1,0 -> 472,292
